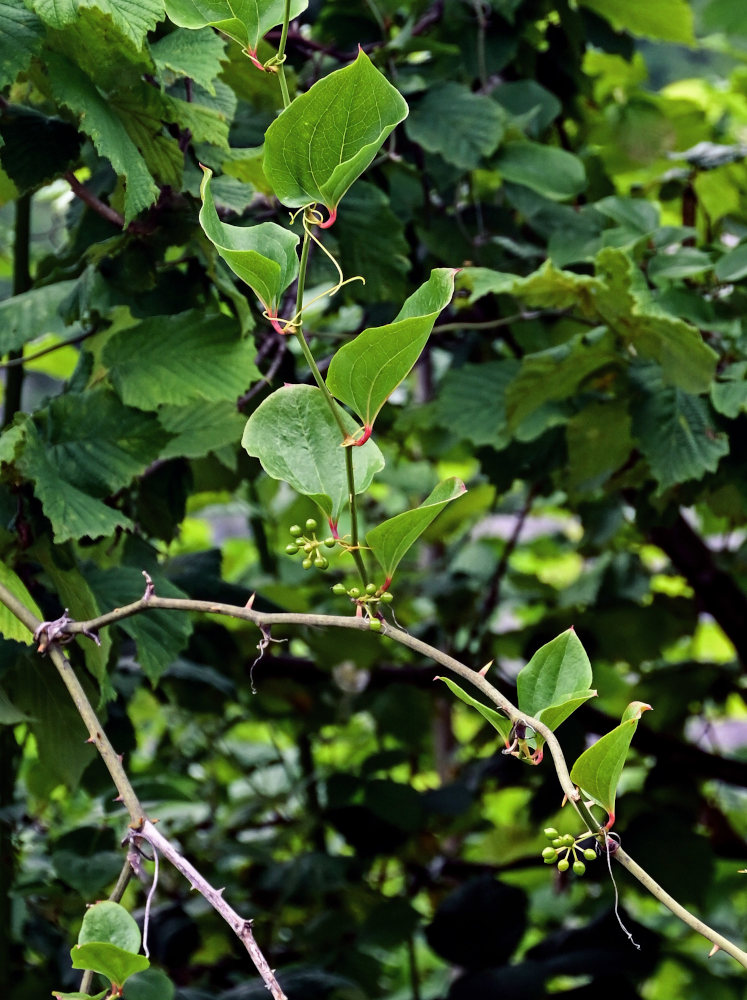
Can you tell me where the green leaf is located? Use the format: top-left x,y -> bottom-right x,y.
516,629 -> 596,748
34,0 -> 165,47
711,362 -> 747,419
429,360 -> 519,449
159,399 -> 247,459
71,943 -> 149,987
631,364 -> 729,494
366,478 -> 466,583
0,562 -> 42,644
0,107 -> 82,195
53,991 -> 108,1000
326,269 -> 455,439
45,53 -> 159,223
0,281 -> 78,355
647,248 -> 712,284
263,49 -> 408,221
52,849 -> 124,898
0,0 -> 44,90
199,168 -> 299,317
565,398 -> 633,492
104,308 -> 260,410
123,968 -> 176,1000
578,0 -> 695,43
714,242 -> 747,282
435,675 -> 512,742
569,701 -> 652,824
496,142 -> 587,201
150,26 -> 227,94
242,384 -> 385,522
79,900 -> 142,952
84,567 -> 192,684
458,261 -> 602,313
404,83 -> 504,170
165,0 -> 307,57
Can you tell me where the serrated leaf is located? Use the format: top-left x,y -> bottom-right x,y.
45,53 -> 159,223
150,26 -> 227,94
458,261 -> 602,314
0,107 -> 82,195
579,0 -> 694,43
435,675 -> 513,742
104,309 -> 260,410
71,943 -> 149,987
367,478 -> 465,583
430,360 -> 519,449
84,567 -> 192,684
326,269 -> 455,440
165,0 -> 307,58
79,901 -> 142,952
159,399 -> 247,459
0,280 -> 78,355
0,562 -> 42,644
570,701 -> 652,825
631,364 -> 729,494
516,629 -> 596,748
242,384 -> 385,522
0,0 -> 44,90
199,168 -> 299,316
34,0 -> 164,48
496,141 -> 587,201
404,82 -> 504,170
263,50 -> 408,221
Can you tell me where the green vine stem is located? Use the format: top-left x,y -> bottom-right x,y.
2,578 -> 745,969
275,0 -> 292,109
79,857 -> 134,995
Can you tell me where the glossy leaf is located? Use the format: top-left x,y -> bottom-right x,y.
165,0 -> 307,59
367,478 -> 466,582
71,943 -> 149,986
516,630 -> 596,749
326,269 -> 455,441
579,0 -> 695,43
199,168 -> 299,317
242,384 -> 385,521
79,900 -> 142,952
570,701 -> 653,825
435,676 -> 513,742
0,561 -> 42,644
263,49 -> 408,221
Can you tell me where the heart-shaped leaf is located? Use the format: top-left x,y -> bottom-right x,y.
165,0 -> 307,62
367,478 -> 466,584
71,942 -> 149,987
435,676 -> 513,743
78,901 -> 141,952
263,49 -> 408,224
569,701 -> 653,828
242,384 -> 384,522
199,168 -> 299,320
516,629 -> 596,749
326,268 -> 455,442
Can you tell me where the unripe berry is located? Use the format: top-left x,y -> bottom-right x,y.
368,618 -> 382,631
563,834 -> 575,846
366,583 -> 377,595
583,848 -> 597,861
324,537 -> 336,548
302,557 -> 312,569
552,838 -> 564,848
349,587 -> 360,599
332,583 -> 347,595
557,858 -> 569,872
573,860 -> 586,876
541,847 -> 557,861
285,544 -> 298,555
303,542 -> 313,552
315,557 -> 328,569
380,592 -> 394,603
544,828 -> 559,841
289,524 -> 302,537
305,518 -> 317,532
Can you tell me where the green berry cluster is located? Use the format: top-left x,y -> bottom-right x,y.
541,828 -> 597,876
331,580 -> 393,605
285,519 -> 336,571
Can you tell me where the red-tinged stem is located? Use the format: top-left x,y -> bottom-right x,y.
353,426 -> 373,446
380,576 -> 392,593
316,206 -> 337,229
247,49 -> 266,71
328,518 -> 340,539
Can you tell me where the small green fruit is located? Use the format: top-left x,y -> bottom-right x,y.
315,557 -> 328,569
305,518 -> 318,532
302,557 -> 312,569
544,828 -> 559,841
324,537 -> 336,548
541,847 -> 557,861
557,858 -> 569,872
368,618 -> 382,631
583,848 -> 597,861
289,524 -> 302,537
332,583 -> 347,595
563,834 -> 575,846
285,544 -> 298,555
573,860 -> 586,876
366,583 -> 377,595
380,592 -> 394,603
552,838 -> 564,848
349,587 -> 361,599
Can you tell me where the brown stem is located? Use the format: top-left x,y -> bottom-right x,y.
64,171 -> 125,229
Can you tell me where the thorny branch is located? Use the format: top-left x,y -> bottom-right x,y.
1,575 -> 747,971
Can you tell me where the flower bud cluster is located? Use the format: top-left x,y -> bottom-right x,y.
285,519 -> 337,571
541,828 -> 597,876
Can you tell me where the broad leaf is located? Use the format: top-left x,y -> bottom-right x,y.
165,0 -> 307,60
429,360 -> 519,449
71,943 -> 149,987
53,992 -> 108,1000
405,83 -> 504,170
516,630 -> 596,748
34,0 -> 164,47
715,242 -> 747,282
435,676 -> 513,742
631,364 -> 729,494
199,168 -> 299,317
496,142 -> 587,201
150,26 -> 227,95
242,384 -> 385,522
263,49 -> 408,223
159,400 -> 247,459
570,701 -> 652,825
0,107 -> 82,195
579,0 -> 695,43
326,269 -> 455,441
711,362 -> 747,419
458,262 -> 602,314
79,901 -> 142,952
0,280 -> 78,355
367,478 -> 466,583
123,968 -> 176,1000
104,308 -> 260,409
0,0 -> 44,90
0,562 -> 42,644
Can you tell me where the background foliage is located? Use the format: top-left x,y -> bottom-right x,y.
2,0 -> 747,997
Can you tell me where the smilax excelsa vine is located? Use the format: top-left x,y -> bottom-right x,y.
0,2 -> 746,997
